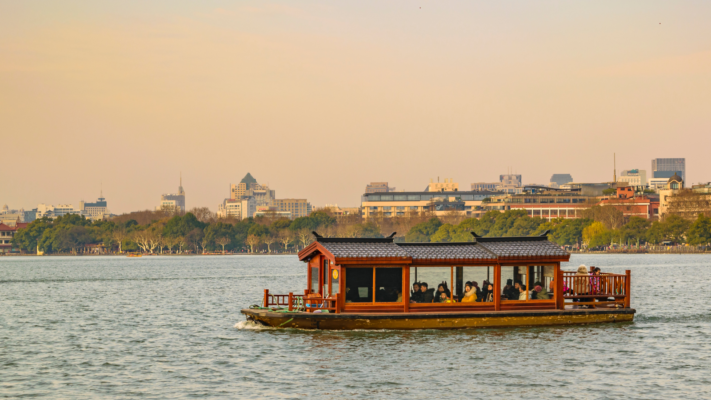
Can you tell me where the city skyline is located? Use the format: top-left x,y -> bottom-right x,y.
2,1 -> 711,213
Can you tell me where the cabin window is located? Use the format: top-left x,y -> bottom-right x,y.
323,259 -> 329,294
375,268 -> 403,302
344,268 -> 373,303
310,266 -> 319,293
409,266 -> 453,303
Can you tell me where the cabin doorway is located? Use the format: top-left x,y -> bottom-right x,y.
329,265 -> 341,296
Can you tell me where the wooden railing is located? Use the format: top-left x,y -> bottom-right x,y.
263,289 -> 339,313
561,270 -> 631,307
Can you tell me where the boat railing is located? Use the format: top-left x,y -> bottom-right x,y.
263,289 -> 339,313
561,270 -> 631,307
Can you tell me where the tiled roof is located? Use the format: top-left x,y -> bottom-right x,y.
398,243 -> 495,260
0,223 -> 15,231
306,235 -> 569,261
476,238 -> 569,258
319,240 -> 410,259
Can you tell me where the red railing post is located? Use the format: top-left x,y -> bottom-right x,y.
334,294 -> 339,314
263,289 -> 269,307
625,270 -> 631,308
288,292 -> 293,311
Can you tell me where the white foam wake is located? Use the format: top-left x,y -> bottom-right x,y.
234,320 -> 273,330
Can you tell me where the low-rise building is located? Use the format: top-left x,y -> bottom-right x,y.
619,169 -> 647,187
254,206 -> 292,219
0,222 -> 29,253
498,186 -> 594,220
217,197 -> 256,220
272,199 -> 311,219
157,176 -> 186,212
365,182 -> 394,193
362,191 -> 493,219
598,186 -> 659,220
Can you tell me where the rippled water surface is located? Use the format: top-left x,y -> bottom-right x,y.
2,254 -> 711,399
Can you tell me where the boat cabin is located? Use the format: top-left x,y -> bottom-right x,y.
262,232 -> 631,314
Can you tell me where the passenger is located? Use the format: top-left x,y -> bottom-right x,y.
411,282 -> 421,303
534,281 -> 549,299
420,282 -> 435,303
472,281 -> 482,301
509,282 -> 521,300
434,283 -> 451,303
518,284 -> 528,300
574,265 -> 590,307
502,279 -> 514,300
484,283 -> 494,302
439,291 -> 455,303
461,282 -> 478,303
479,280 -> 490,303
396,289 -> 403,303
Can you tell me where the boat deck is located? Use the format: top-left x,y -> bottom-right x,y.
242,307 -> 636,330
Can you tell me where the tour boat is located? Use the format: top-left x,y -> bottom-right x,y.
241,232 -> 634,330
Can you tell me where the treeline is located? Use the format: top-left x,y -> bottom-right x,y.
405,208 -> 711,248
12,206 -> 711,255
10,209 -> 381,254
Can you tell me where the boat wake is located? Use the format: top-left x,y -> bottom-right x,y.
234,320 -> 273,330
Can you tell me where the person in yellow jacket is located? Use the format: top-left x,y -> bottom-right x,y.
461,282 -> 478,303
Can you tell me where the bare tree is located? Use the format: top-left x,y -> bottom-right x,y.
132,231 -> 151,253
164,236 -> 178,254
112,228 -> 127,253
200,238 -> 209,254
245,235 -> 260,253
298,229 -> 312,249
189,207 -> 216,223
278,230 -> 293,252
177,237 -> 186,253
147,231 -> 161,254
216,236 -> 231,254
263,234 -> 276,253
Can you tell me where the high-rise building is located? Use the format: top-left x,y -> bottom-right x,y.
157,175 -> 186,212
365,182 -> 393,194
79,191 -> 109,220
221,173 -> 308,220
652,158 -> 685,182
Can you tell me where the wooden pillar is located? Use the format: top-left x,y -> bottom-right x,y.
288,292 -> 293,311
263,289 -> 269,308
494,264 -> 501,311
404,265 -> 410,313
625,270 -> 631,308
555,264 -> 564,310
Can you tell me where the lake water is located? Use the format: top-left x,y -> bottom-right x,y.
1,254 -> 710,399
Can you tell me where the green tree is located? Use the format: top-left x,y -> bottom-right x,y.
487,210 -> 528,237
11,217 -> 53,253
687,214 -> 711,245
163,213 -> 205,238
583,221 -> 607,246
405,218 -> 442,242
618,217 -> 651,244
431,224 -> 456,242
506,216 -> 545,237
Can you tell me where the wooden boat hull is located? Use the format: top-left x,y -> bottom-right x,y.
241,308 -> 635,330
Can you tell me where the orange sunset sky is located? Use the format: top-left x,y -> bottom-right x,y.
1,1 -> 710,213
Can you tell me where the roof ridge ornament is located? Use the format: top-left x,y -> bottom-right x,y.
539,230 -> 551,237
386,232 -> 397,238
312,231 -> 323,238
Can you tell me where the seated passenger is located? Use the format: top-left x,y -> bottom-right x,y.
439,291 -> 455,303
396,289 -> 403,303
534,281 -> 549,299
502,279 -> 514,299
484,283 -> 494,302
461,282 -> 478,303
479,280 -> 490,303
518,284 -> 528,300
472,281 -> 482,301
434,283 -> 448,303
509,282 -> 521,300
420,282 -> 435,303
411,282 -> 422,303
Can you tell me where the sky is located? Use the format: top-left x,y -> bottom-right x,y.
1,1 -> 710,214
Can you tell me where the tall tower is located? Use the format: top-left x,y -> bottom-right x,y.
613,153 -> 617,183
179,172 -> 185,195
